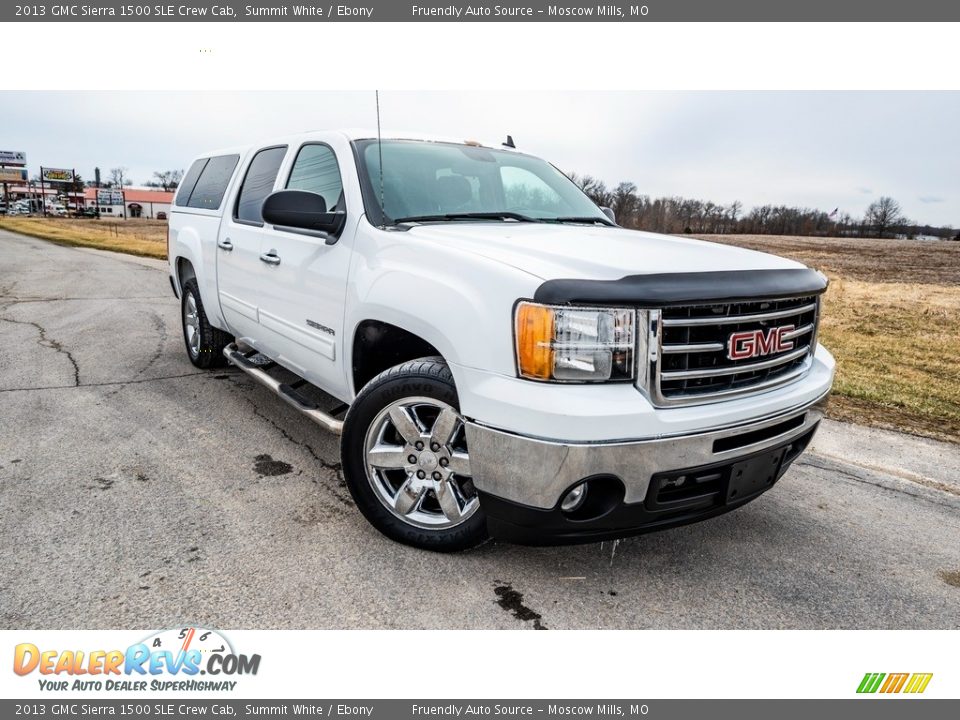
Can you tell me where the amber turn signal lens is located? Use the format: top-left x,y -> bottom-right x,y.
516,302 -> 555,380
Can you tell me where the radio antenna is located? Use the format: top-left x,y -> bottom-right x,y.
375,90 -> 385,228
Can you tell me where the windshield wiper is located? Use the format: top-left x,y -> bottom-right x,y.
545,216 -> 616,226
392,211 -> 542,224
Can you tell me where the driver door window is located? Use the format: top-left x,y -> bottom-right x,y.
234,145 -> 287,224
286,144 -> 345,212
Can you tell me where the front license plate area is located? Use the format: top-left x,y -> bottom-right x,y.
726,447 -> 786,503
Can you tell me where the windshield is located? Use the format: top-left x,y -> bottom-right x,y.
354,139 -> 609,225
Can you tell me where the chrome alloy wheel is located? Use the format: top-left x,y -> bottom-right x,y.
363,397 -> 478,529
183,292 -> 201,358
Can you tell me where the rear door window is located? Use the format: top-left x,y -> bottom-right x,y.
183,154 -> 240,210
234,146 -> 287,224
174,158 -> 208,207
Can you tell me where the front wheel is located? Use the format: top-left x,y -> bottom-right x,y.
341,358 -> 488,552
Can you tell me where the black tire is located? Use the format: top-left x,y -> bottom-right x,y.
180,278 -> 232,369
341,357 -> 489,552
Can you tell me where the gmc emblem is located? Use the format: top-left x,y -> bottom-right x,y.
727,325 -> 795,361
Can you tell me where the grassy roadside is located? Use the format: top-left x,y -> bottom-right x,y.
699,234 -> 960,444
0,217 -> 167,259
819,278 -> 960,443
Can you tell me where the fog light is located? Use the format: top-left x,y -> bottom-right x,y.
560,483 -> 588,513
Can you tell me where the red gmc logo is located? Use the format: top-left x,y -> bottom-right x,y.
727,325 -> 795,361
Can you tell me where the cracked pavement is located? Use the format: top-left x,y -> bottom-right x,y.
0,228 -> 958,629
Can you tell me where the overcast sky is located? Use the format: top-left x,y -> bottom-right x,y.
2,91 -> 956,227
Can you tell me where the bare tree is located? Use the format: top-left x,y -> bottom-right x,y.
865,196 -> 907,238
567,172 -> 613,208
152,169 -> 184,192
727,200 -> 743,233
610,181 -> 639,225
109,167 -> 130,189
728,200 -> 743,221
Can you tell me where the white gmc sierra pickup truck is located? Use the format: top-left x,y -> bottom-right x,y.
168,130 -> 834,551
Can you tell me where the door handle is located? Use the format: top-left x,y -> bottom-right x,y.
259,250 -> 281,266
217,239 -> 234,251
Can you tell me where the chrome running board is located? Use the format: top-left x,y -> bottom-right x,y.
223,343 -> 344,435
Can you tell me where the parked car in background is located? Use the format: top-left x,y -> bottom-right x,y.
157,211 -> 167,220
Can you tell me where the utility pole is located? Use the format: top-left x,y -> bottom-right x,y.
119,168 -> 127,219
94,167 -> 101,219
39,166 -> 47,217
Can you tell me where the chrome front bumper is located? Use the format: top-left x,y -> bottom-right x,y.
464,391 -> 829,511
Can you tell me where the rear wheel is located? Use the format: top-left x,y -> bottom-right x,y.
181,278 -> 231,369
341,358 -> 488,552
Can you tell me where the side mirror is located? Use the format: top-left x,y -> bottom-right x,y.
600,207 -> 616,224
262,190 -> 346,244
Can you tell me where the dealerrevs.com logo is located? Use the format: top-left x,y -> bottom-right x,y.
13,627 -> 260,692
857,672 -> 933,694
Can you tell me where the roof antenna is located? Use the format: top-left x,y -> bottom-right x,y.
375,90 -> 385,228
503,135 -> 516,149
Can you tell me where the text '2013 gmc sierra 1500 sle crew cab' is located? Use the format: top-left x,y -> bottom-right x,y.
168,130 -> 834,551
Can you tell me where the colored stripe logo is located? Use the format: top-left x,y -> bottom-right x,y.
857,672 -> 933,694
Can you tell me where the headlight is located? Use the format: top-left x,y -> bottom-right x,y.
514,301 -> 636,382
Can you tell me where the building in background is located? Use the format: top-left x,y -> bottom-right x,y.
3,185 -> 173,218
81,187 -> 174,218
4,184 -> 64,211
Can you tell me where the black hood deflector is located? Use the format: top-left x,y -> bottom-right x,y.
533,268 -> 828,307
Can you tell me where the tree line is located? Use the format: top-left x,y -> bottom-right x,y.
97,167 -> 184,192
567,173 -> 958,241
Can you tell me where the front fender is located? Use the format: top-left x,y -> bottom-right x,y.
345,235 -> 540,402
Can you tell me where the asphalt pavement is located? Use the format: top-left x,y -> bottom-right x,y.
1,228 -> 958,629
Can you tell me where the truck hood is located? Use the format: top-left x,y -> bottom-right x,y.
404,223 -> 805,280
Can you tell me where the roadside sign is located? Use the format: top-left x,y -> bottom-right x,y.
0,168 -> 27,183
0,150 -> 27,166
41,167 -> 75,183
97,188 -> 124,205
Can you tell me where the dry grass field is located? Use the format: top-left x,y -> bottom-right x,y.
698,234 -> 960,444
0,217 -> 167,258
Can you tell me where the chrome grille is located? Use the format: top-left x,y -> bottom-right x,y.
645,296 -> 820,405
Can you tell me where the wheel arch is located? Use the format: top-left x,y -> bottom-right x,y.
168,220 -> 229,331
176,256 -> 197,287
350,318 -> 448,396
